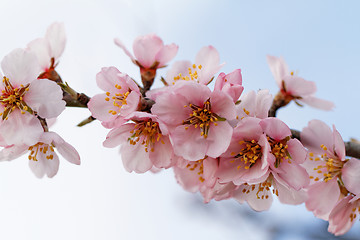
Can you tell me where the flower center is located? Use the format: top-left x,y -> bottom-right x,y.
173,64 -> 202,83
128,119 -> 164,152
267,136 -> 290,168
186,159 -> 205,182
0,77 -> 30,120
308,144 -> 346,182
28,142 -> 55,161
183,99 -> 222,139
230,140 -> 262,170
105,84 -> 131,116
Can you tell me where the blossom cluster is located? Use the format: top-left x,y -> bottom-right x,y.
0,23 -> 358,236
0,23 -> 80,177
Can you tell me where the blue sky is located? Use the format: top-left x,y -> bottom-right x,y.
0,0 -> 359,239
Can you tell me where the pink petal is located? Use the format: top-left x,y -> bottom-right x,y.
87,93 -> 118,122
284,75 -> 316,96
206,121 -> 233,158
165,60 -> 192,85
150,136 -> 173,169
342,158 -> 360,195
103,124 -> 135,148
1,48 -> 40,86
275,161 -> 309,190
96,67 -> 122,92
28,151 -> 60,178
195,46 -> 224,84
305,178 -> 340,220
133,34 -> 163,68
0,145 -> 28,161
260,117 -> 291,140
47,132 -> 80,165
114,38 -> 135,61
155,43 -> 178,67
287,138 -> 307,164
274,178 -> 307,205
255,89 -> 272,119
151,90 -> 190,126
301,119 -> 333,154
332,125 -> 346,160
266,55 -> 289,88
299,96 -> 335,111
27,38 -> 51,70
0,110 -> 43,146
328,196 -> 356,236
120,143 -> 153,173
174,81 -> 211,106
45,22 -> 66,60
233,184 -> 273,211
25,79 -> 65,118
209,90 -> 236,120
171,126 -> 208,161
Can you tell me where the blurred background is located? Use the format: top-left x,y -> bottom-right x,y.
0,0 -> 359,239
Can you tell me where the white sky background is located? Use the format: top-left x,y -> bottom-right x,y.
0,0 -> 359,239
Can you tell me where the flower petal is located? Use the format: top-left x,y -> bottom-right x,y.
342,158 -> 360,195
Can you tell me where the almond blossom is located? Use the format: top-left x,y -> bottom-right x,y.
267,55 -> 334,110
0,48 -> 65,146
115,34 -> 178,69
0,131 -> 80,178
235,89 -> 272,121
103,112 -> 174,173
151,81 -> 236,161
88,67 -> 141,128
214,69 -> 244,103
301,120 -> 360,221
217,117 -> 271,185
165,46 -> 224,85
27,22 -> 66,80
328,195 -> 360,236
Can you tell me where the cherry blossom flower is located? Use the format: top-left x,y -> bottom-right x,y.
0,131 -> 80,178
267,55 -> 334,110
233,172 -> 307,211
27,22 -> 66,80
301,120 -> 360,220
328,195 -> 360,236
260,117 -> 309,191
88,67 -> 141,128
174,157 -> 218,195
217,117 -> 272,185
103,112 -> 174,173
115,34 -> 178,69
165,46 -> 224,85
235,89 -> 272,121
0,48 -> 65,146
151,81 -> 236,161
214,69 -> 244,103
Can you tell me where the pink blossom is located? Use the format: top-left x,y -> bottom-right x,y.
233,172 -> 307,211
103,112 -> 175,173
267,55 -> 334,110
260,118 -> 309,191
114,34 -> 178,69
0,131 -> 80,178
88,67 -> 141,128
27,22 -> 66,78
301,120 -> 360,220
151,81 -> 235,161
217,117 -> 272,185
174,157 -> 218,194
0,49 -> 65,146
328,195 -> 360,236
214,69 -> 244,103
235,89 -> 272,121
165,46 -> 224,85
